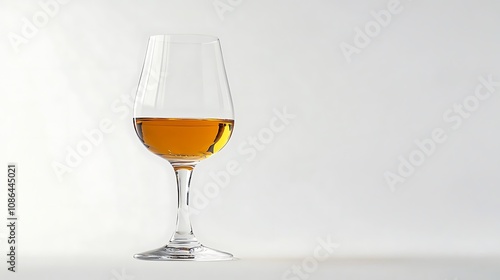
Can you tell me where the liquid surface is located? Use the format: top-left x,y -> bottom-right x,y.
134,118 -> 233,162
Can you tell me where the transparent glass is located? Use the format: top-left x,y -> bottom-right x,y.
132,34 -> 234,261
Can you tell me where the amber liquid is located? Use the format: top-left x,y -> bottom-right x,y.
134,118 -> 234,162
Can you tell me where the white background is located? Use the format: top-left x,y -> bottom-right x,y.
1,0 -> 500,279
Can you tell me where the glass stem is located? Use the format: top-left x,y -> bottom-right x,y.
169,165 -> 200,248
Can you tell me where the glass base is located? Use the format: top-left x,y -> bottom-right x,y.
134,244 -> 234,261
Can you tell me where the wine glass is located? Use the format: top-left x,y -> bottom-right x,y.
132,34 -> 234,261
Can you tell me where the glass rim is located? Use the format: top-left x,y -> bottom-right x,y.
149,34 -> 220,44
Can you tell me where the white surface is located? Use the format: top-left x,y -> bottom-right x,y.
3,257 -> 500,280
1,0 -> 500,278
